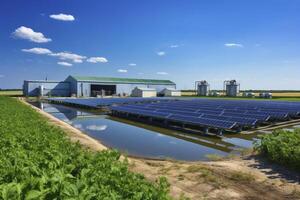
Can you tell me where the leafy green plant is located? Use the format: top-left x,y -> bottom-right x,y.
254,129 -> 300,171
0,96 -> 172,199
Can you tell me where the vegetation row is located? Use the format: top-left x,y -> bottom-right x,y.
0,96 -> 171,200
255,129 -> 300,171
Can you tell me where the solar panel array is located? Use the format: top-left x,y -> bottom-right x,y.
47,97 -> 175,108
111,99 -> 300,132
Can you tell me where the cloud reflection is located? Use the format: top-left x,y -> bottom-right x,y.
86,125 -> 107,131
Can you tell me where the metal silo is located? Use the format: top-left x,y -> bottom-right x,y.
195,80 -> 210,96
224,80 -> 240,97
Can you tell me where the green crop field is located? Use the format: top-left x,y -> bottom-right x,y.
255,129 -> 300,171
0,96 -> 171,199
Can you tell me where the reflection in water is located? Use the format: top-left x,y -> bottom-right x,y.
86,125 -> 108,131
34,102 -> 265,161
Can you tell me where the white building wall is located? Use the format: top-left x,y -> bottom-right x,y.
117,84 -> 147,95
160,88 -> 181,97
131,88 -> 157,97
142,91 -> 157,97
169,91 -> 181,96
24,81 -> 70,97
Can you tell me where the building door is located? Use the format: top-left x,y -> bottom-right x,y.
90,84 -> 116,97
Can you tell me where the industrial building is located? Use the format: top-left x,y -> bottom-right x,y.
23,80 -> 70,97
131,87 -> 157,97
159,88 -> 181,97
195,80 -> 210,96
224,80 -> 240,97
23,75 -> 176,97
195,79 -> 240,97
259,92 -> 272,99
243,92 -> 255,98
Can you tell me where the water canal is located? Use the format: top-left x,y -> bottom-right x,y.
31,102 -> 299,161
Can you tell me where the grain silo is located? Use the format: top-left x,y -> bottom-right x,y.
195,80 -> 210,96
224,80 -> 240,97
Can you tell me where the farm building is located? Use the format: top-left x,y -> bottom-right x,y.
159,88 -> 181,97
242,92 -> 255,98
23,75 -> 176,97
131,87 -> 157,97
259,92 -> 272,99
23,80 -> 70,97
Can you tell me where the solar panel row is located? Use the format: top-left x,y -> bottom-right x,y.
110,99 -> 300,132
122,104 -> 270,122
112,106 -> 237,129
47,97 -> 175,108
47,97 -> 300,132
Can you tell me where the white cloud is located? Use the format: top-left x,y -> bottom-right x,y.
12,26 -> 52,43
0,75 -> 4,78
57,61 -> 72,66
170,44 -> 179,48
128,63 -> 137,66
86,125 -> 107,131
20,47 -> 110,66
21,47 -> 86,64
157,72 -> 168,75
157,51 -> 166,56
87,57 -> 108,63
49,13 -> 75,21
224,43 -> 243,48
50,52 -> 86,63
22,47 -> 52,55
118,69 -> 128,73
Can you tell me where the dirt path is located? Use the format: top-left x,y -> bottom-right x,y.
21,99 -> 300,200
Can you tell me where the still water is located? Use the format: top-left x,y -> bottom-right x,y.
34,102 -> 270,161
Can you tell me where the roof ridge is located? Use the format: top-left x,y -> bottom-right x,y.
70,75 -> 175,84
72,75 -> 171,81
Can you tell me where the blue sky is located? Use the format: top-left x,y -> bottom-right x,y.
0,0 -> 299,89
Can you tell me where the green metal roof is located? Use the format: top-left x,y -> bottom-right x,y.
71,76 -> 175,85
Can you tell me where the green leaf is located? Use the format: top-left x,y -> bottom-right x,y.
25,190 -> 42,200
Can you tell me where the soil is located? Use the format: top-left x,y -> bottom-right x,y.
21,99 -> 300,200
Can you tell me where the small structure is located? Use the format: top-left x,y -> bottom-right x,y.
131,87 -> 157,97
209,91 -> 220,97
259,92 -> 272,99
224,80 -> 240,97
195,80 -> 210,96
160,88 -> 181,97
243,92 -> 255,98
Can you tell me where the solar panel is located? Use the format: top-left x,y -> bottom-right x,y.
168,114 -> 236,129
221,112 -> 270,121
112,106 -> 170,118
155,109 -> 201,117
245,111 -> 288,119
201,114 -> 258,126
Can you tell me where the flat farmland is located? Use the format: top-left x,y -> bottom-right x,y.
0,90 -> 23,96
271,92 -> 300,97
181,90 -> 300,100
